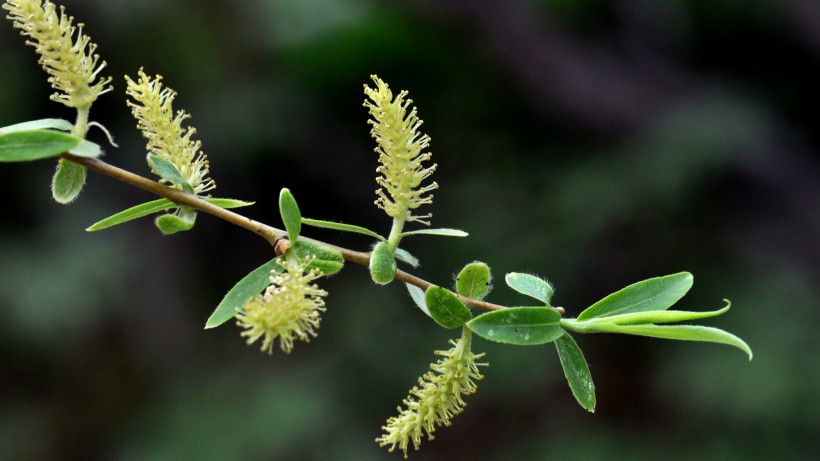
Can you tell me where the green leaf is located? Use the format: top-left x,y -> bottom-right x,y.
0,130 -> 81,162
87,198 -> 177,231
290,240 -> 344,276
369,241 -> 396,285
593,301 -> 732,326
146,154 -> 194,193
301,217 -> 384,240
577,272 -> 693,321
51,159 -> 87,204
399,228 -> 468,238
555,333 -> 596,412
581,323 -> 753,360
394,247 -> 419,268
155,208 -> 196,235
505,272 -> 553,305
406,283 -> 431,317
86,197 -> 253,232
69,139 -> 102,158
205,198 -> 254,209
205,257 -> 283,328
425,285 -> 472,329
279,188 -> 301,243
467,307 -> 564,345
456,262 -> 492,300
0,118 -> 74,133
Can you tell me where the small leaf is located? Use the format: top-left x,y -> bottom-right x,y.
555,333 -> 596,412
505,272 -> 553,305
290,240 -> 344,276
577,272 -> 693,321
205,257 -> 283,328
467,307 -> 564,345
301,217 -> 384,240
406,283 -> 432,317
0,130 -> 81,162
69,139 -> 102,158
456,262 -> 492,300
584,323 -> 753,360
155,208 -> 196,235
0,118 -> 74,133
425,285 -> 472,329
86,197 -> 253,232
87,198 -> 177,231
146,154 -> 194,193
52,159 -> 87,204
399,228 -> 468,238
369,241 -> 397,285
279,188 -> 301,243
394,247 -> 419,268
205,198 -> 254,209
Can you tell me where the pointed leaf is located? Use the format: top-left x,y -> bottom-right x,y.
406,283 -> 432,317
205,198 -> 254,209
584,323 -> 752,360
0,130 -> 81,162
146,154 -> 194,193
577,272 -> 693,321
425,285 -> 472,329
205,257 -> 283,328
87,198 -> 177,231
555,333 -> 596,412
369,241 -> 396,285
0,118 -> 74,133
290,240 -> 344,276
456,262 -> 492,300
69,139 -> 102,158
279,188 -> 301,243
52,159 -> 86,204
505,272 -> 554,305
596,301 -> 731,326
467,307 -> 564,345
394,247 -> 419,268
399,228 -> 468,238
301,217 -> 384,240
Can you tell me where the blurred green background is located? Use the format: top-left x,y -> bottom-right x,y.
1,0 -> 818,460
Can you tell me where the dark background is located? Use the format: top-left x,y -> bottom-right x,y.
1,1 -> 818,460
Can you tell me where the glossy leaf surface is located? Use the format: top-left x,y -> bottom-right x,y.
425,285 -> 472,328
279,188 -> 301,243
0,130 -> 81,162
205,257 -> 282,328
577,272 -> 693,321
555,333 -> 596,412
467,307 -> 564,345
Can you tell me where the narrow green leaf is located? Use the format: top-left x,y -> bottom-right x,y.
290,240 -> 344,276
505,272 -> 553,305
555,333 -> 596,412
406,283 -> 431,317
205,257 -> 283,328
394,248 -> 419,268
301,217 -> 384,240
146,154 -> 194,193
399,228 -> 468,238
577,272 -> 693,321
69,139 -> 102,158
425,285 -> 472,329
456,262 -> 492,300
0,118 -> 74,133
0,130 -> 81,162
205,198 -> 254,209
583,323 -> 753,360
87,198 -> 176,231
595,301 -> 731,326
279,188 -> 301,243
52,159 -> 86,204
155,208 -> 196,235
467,307 -> 564,345
369,241 -> 397,285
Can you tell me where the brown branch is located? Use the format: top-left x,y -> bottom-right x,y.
62,153 -> 513,312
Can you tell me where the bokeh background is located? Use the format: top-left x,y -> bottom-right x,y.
1,0 -> 818,460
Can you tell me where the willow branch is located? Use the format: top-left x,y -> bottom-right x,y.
62,153 -> 510,312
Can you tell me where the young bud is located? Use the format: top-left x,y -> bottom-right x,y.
369,241 -> 397,285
